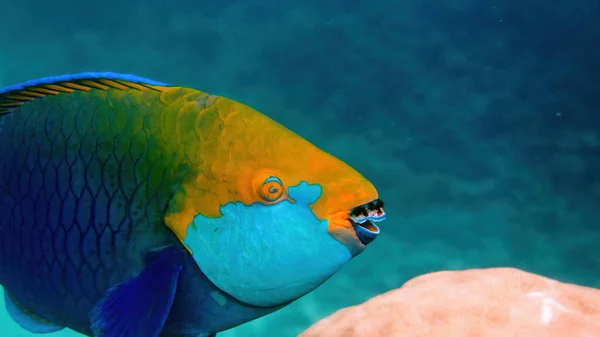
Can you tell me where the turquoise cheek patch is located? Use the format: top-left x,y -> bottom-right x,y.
183,181 -> 353,308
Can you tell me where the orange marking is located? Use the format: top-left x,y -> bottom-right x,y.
98,79 -> 129,90
60,82 -> 92,91
5,95 -> 35,101
16,90 -> 44,98
0,102 -> 24,107
80,80 -> 109,90
27,87 -> 60,95
114,80 -> 149,91
147,85 -> 171,92
43,85 -> 74,93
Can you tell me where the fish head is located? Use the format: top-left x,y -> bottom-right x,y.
165,95 -> 385,308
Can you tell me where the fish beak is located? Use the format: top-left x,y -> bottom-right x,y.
326,198 -> 385,255
348,199 -> 385,245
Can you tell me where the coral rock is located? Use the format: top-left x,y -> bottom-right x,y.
300,268 -> 600,337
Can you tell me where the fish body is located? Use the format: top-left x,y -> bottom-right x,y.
0,73 -> 385,336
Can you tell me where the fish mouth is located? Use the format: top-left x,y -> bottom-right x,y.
348,199 -> 385,246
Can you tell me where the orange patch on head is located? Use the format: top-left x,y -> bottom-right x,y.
162,92 -> 378,242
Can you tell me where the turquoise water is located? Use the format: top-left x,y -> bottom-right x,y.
1,1 -> 599,336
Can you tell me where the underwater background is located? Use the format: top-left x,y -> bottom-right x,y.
1,0 -> 598,336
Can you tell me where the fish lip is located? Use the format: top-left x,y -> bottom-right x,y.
348,199 -> 385,246
350,218 -> 381,245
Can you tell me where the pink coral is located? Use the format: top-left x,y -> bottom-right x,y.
300,268 -> 600,337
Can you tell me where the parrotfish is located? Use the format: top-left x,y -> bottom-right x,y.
0,72 -> 386,337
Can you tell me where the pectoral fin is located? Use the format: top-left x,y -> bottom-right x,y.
90,245 -> 185,337
4,291 -> 64,333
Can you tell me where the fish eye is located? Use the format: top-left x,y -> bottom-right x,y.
260,176 -> 285,202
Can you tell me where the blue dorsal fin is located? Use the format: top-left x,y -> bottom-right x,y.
4,290 -> 64,333
0,72 -> 173,115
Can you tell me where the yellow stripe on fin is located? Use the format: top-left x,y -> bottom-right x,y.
5,95 -> 36,101
0,72 -> 173,116
0,102 -> 24,107
43,84 -> 75,93
80,80 -> 109,90
60,82 -> 92,91
97,79 -> 129,90
115,80 -> 162,92
16,91 -> 45,98
0,102 -> 24,114
28,87 -> 62,95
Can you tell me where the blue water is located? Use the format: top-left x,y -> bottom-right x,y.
1,1 -> 599,336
